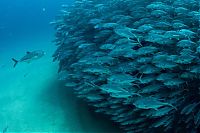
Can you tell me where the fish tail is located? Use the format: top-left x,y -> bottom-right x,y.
12,58 -> 19,67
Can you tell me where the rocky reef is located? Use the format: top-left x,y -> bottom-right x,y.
52,0 -> 200,132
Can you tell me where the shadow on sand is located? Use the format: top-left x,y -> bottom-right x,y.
38,79 -> 123,132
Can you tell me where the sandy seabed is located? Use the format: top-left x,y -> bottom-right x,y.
0,33 -> 121,132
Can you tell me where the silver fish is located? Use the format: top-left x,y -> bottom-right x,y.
12,50 -> 45,67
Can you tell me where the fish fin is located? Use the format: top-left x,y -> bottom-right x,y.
12,58 -> 19,67
26,51 -> 31,54
58,65 -> 62,73
2,125 -> 8,133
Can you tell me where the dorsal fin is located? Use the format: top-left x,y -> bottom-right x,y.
26,51 -> 31,54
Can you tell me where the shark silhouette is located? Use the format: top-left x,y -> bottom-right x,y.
12,50 -> 45,67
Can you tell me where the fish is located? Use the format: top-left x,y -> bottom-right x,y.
12,50 -> 45,67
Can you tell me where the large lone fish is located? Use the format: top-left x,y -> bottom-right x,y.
12,50 -> 45,67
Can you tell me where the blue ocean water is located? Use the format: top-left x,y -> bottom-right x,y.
0,0 -> 121,132
0,0 -> 67,37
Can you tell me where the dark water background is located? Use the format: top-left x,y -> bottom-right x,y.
0,0 -> 68,40
0,0 -> 121,132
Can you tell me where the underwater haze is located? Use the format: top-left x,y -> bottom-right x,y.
0,0 -> 121,132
